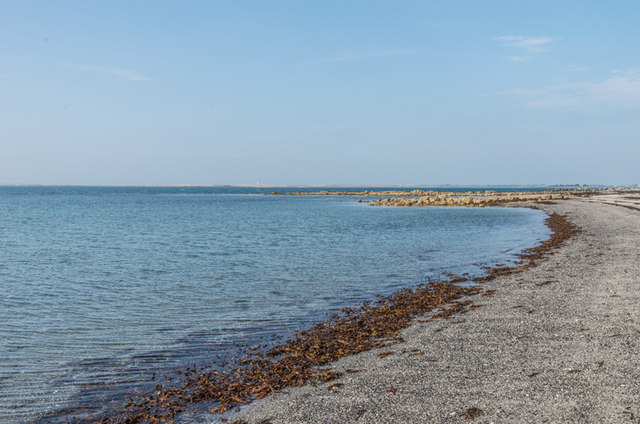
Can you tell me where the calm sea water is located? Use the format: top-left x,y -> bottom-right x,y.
0,186 -> 550,422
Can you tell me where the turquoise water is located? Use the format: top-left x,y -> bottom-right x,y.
0,187 -> 550,422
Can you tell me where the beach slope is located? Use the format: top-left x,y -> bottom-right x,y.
230,198 -> 640,423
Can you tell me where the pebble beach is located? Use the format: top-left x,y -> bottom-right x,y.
228,193 -> 640,423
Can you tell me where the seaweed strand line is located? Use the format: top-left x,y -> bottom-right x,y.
72,212 -> 578,424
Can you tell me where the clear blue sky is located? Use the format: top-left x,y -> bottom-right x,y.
1,0 -> 638,186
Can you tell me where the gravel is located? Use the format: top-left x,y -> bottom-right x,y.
210,198 -> 640,424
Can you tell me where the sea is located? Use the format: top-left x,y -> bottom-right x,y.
0,186 -> 552,422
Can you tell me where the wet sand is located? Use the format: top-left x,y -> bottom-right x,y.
228,195 -> 640,423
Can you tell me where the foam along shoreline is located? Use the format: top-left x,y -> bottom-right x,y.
228,195 -> 640,423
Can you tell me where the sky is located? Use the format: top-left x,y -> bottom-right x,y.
1,0 -> 639,186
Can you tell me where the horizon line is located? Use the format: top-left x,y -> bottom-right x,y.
0,183 -> 617,188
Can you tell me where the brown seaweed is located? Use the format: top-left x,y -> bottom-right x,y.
76,212 -> 579,423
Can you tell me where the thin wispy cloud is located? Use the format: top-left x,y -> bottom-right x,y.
64,64 -> 152,81
322,49 -> 413,63
501,70 -> 640,108
494,35 -> 557,53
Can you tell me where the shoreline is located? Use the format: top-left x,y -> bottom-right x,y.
34,192 -> 639,423
22,194 -> 548,423
90,204 -> 574,422
265,188 -> 588,208
227,196 -> 640,423
264,188 -> 602,209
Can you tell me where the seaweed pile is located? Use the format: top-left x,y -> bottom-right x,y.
78,213 -> 578,424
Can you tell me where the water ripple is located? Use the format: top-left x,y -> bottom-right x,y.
0,187 -> 549,422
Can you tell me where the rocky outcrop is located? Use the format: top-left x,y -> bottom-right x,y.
371,193 -> 574,207
266,189 -> 595,207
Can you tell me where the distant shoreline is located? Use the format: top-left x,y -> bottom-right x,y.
0,184 -> 610,188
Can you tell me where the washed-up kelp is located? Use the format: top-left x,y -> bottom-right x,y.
75,213 -> 577,423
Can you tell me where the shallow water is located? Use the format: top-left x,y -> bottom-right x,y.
0,187 -> 550,422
